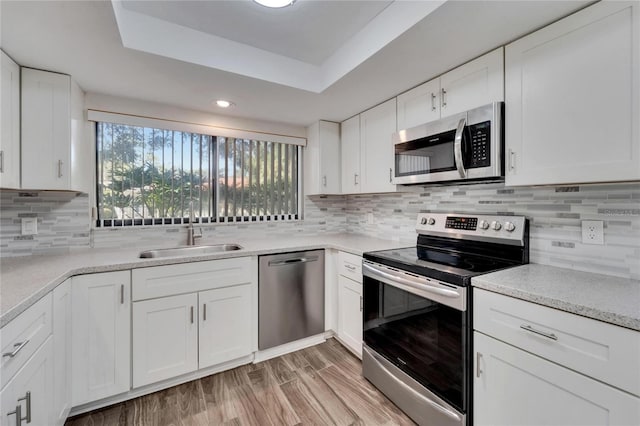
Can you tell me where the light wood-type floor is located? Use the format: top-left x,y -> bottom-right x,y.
66,339 -> 415,426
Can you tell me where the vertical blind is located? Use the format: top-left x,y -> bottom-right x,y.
96,122 -> 299,226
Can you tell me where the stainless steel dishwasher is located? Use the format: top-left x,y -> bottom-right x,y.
258,250 -> 325,350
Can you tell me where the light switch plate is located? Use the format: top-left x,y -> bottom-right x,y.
21,217 -> 38,235
581,220 -> 604,245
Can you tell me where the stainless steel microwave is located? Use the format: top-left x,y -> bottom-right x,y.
392,102 -> 504,185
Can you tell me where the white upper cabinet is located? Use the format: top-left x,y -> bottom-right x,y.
21,68 -> 71,190
1,50 -> 20,189
395,48 -> 504,131
505,1 -> 640,186
340,114 -> 361,194
360,98 -> 397,193
396,78 -> 441,131
304,120 -> 341,195
439,47 -> 504,117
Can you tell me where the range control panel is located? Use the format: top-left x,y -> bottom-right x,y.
416,213 -> 527,246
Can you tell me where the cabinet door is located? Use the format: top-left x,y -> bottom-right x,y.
21,68 -> 71,190
71,271 -> 130,406
505,1 -> 639,186
0,50 -> 20,189
52,280 -> 71,425
360,98 -> 397,193
341,115 -> 361,194
338,275 -> 362,357
199,285 -> 253,369
304,121 -> 341,195
396,78 -> 441,130
132,293 -> 198,388
1,338 -> 54,426
474,332 -> 640,426
440,47 -> 504,117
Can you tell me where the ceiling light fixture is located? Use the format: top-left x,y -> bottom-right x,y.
215,100 -> 233,108
253,0 -> 296,8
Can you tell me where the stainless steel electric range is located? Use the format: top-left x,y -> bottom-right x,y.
362,213 -> 529,426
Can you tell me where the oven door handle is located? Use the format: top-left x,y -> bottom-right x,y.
363,262 -> 460,299
453,117 -> 467,178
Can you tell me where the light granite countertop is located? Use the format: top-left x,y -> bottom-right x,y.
0,233 -> 409,328
472,264 -> 640,331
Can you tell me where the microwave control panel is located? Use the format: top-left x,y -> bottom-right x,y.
469,121 -> 491,168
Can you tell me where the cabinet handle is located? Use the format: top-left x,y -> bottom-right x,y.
17,392 -> 31,424
203,303 -> 207,321
322,175 -> 327,187
431,93 -> 436,112
2,340 -> 29,358
120,284 -> 124,304
57,160 -> 63,178
508,149 -> 516,171
476,352 -> 483,378
7,404 -> 22,426
389,168 -> 392,183
354,174 -> 359,185
190,306 -> 194,324
520,324 -> 558,341
0,150 -> 4,173
441,88 -> 447,108
344,264 -> 356,271
359,296 -> 363,312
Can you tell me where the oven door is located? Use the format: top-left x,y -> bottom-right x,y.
362,261 -> 470,417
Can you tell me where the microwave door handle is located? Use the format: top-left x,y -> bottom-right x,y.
454,117 -> 467,178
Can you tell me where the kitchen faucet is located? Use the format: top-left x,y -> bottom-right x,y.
187,201 -> 202,246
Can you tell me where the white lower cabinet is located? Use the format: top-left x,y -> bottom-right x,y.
71,271 -> 131,406
474,332 -> 640,426
132,294 -> 199,388
199,285 -> 253,369
52,280 -> 71,425
1,338 -> 54,426
337,275 -> 362,357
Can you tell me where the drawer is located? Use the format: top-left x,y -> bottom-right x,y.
338,251 -> 362,283
1,293 -> 52,389
474,288 -> 640,396
132,257 -> 253,301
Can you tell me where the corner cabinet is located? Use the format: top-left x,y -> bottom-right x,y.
505,1 -> 640,186
52,280 -> 72,425
71,271 -> 131,406
474,289 -> 640,426
396,47 -> 504,130
21,68 -> 72,190
0,50 -> 20,189
304,120 -> 341,195
341,99 -> 397,194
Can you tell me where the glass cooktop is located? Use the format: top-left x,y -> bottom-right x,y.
363,246 -> 520,287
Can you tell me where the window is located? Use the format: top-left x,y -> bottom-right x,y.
96,122 -> 300,226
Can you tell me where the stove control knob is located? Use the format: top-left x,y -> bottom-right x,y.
420,217 -> 428,225
479,220 -> 490,230
427,217 -> 436,225
491,221 -> 502,231
504,222 -> 516,232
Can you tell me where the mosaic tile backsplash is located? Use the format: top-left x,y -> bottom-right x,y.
1,181 -> 639,279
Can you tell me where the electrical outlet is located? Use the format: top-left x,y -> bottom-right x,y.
581,220 -> 604,245
366,213 -> 375,225
21,217 -> 38,235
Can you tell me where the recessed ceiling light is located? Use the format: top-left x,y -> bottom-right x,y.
216,100 -> 233,108
253,0 -> 296,8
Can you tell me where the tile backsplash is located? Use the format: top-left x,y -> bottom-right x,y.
1,181 -> 638,279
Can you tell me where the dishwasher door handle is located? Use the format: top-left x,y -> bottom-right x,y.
268,256 -> 319,266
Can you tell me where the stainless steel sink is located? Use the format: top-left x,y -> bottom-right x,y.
139,244 -> 243,258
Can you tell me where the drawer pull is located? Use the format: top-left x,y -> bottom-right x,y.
7,404 -> 22,426
344,264 -> 356,271
520,324 -> 558,341
2,340 -> 29,358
